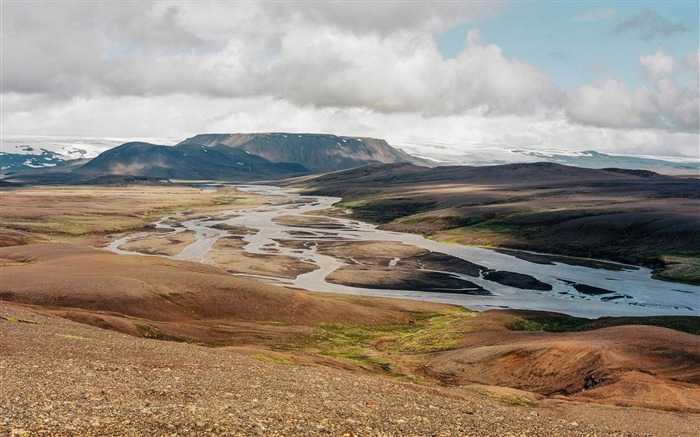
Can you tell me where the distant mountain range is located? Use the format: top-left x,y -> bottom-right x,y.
1,133 -> 427,183
3,134 -> 697,176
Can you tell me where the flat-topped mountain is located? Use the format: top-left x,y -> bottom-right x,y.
176,132 -> 428,172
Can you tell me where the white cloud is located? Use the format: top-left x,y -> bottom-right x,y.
640,50 -> 675,79
565,79 -> 657,128
1,2 -> 557,116
566,50 -> 699,133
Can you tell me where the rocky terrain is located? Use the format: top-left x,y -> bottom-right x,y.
5,303 -> 699,436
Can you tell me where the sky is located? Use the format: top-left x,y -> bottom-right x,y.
1,0 -> 699,158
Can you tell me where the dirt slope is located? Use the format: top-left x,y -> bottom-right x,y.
424,320 -> 700,412
3,303 -> 699,436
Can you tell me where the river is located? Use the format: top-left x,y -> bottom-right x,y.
107,185 -> 700,318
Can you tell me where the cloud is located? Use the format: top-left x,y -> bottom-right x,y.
611,10 -> 688,40
573,8 -> 616,22
640,50 -> 675,79
565,79 -> 657,129
287,1 -> 505,34
3,93 -> 697,159
1,1 -> 697,158
566,50 -> 699,132
1,2 -> 554,116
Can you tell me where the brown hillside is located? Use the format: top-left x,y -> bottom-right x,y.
424,323 -> 700,412
0,244 -> 446,344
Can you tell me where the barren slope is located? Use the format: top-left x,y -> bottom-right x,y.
3,303 -> 700,436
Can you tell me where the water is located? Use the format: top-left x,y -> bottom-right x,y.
107,185 -> 700,318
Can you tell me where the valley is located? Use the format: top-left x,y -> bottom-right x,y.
2,184 -> 699,436
103,184 -> 698,317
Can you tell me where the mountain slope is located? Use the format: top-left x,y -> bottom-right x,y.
296,162 -> 700,272
176,132 -> 428,172
75,142 -> 308,180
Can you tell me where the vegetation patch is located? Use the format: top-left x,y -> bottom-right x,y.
250,353 -> 294,365
652,255 -> 700,286
393,311 -> 475,352
507,314 -> 700,336
506,315 -> 590,333
133,321 -> 186,342
212,196 -> 244,205
1,316 -> 41,324
284,308 -> 476,373
336,198 -> 437,223
398,215 -> 483,227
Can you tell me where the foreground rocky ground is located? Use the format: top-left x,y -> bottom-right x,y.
2,303 -> 699,436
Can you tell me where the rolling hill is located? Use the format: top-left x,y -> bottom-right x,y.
296,162 -> 700,276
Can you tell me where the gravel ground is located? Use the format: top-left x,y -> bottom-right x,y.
1,304 -> 697,436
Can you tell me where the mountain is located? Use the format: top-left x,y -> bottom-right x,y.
1,150 -> 70,172
75,142 -> 308,180
0,135 -> 128,172
176,132 -> 429,172
297,161 -> 669,197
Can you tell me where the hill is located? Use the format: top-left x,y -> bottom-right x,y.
176,132 -> 428,172
6,303 -> 699,436
75,142 -> 309,180
296,162 -> 700,278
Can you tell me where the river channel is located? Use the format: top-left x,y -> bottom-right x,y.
107,185 -> 700,318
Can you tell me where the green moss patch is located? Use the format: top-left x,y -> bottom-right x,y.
133,321 -> 186,342
250,353 -> 294,365
285,308 -> 475,372
507,314 -> 700,336
652,255 -> 700,285
1,316 -> 41,324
